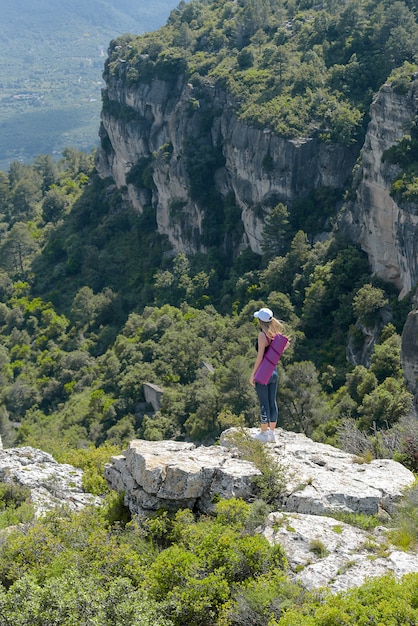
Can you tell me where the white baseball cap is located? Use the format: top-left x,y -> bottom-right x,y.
254,307 -> 273,322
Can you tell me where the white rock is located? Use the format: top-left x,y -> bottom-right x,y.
263,511 -> 418,592
223,428 -> 414,516
0,447 -> 101,517
104,429 -> 418,591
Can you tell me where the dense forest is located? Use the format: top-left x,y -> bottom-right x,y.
0,0 -> 417,622
0,149 -> 415,465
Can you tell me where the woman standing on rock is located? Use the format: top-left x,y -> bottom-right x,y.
250,307 -> 288,443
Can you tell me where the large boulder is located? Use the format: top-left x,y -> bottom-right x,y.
105,438 -> 261,515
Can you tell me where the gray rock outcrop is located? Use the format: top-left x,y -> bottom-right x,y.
104,428 -> 418,591
263,512 -> 418,593
143,382 -> 164,412
401,304 -> 418,404
105,438 -> 261,514
105,429 -> 414,518
96,56 -> 418,298
0,446 -> 101,517
95,69 -> 356,257
341,81 -> 418,298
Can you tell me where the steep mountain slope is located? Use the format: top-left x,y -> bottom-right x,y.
0,0 -> 180,170
95,0 -> 418,297
93,0 -> 418,405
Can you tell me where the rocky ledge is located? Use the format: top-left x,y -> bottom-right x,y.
105,428 -> 418,592
105,428 -> 414,517
0,445 -> 100,517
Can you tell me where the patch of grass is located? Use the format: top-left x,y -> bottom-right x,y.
309,538 -> 329,558
388,480 -> 418,551
352,450 -> 374,464
388,527 -> 416,551
337,559 -> 356,575
223,428 -> 287,507
328,511 -> 381,531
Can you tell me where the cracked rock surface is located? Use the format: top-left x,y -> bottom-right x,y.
104,428 -> 418,591
0,445 -> 101,516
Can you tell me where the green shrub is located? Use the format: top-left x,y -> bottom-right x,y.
225,428 -> 287,506
309,538 -> 329,558
59,443 -> 121,495
218,570 -> 305,626
164,570 -> 230,626
271,573 -> 418,625
388,481 -> 418,551
0,482 -> 35,529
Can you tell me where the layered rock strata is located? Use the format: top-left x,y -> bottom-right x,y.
401,304 -> 418,403
96,58 -> 418,297
95,70 -> 356,256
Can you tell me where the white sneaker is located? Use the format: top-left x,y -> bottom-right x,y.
253,431 -> 268,442
267,430 -> 276,442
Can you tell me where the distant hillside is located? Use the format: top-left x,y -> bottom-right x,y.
0,0 -> 180,170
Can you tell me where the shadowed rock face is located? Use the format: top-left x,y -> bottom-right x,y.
96,63 -> 418,297
401,306 -> 418,402
95,72 -> 357,257
104,428 -> 418,591
341,82 -> 418,299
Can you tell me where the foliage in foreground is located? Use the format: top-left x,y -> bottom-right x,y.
0,498 -> 289,626
0,494 -> 416,626
271,572 -> 418,625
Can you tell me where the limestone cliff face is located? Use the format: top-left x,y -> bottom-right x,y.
401,301 -> 418,403
341,81 -> 418,299
95,65 -> 356,255
96,63 -> 418,300
96,57 -> 418,299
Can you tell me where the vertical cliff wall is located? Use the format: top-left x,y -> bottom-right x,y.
341,81 -> 418,299
95,65 -> 357,256
401,301 -> 418,403
95,61 -> 418,299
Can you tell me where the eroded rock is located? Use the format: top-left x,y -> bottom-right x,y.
104,429 -> 418,591
263,511 -> 418,592
0,446 -> 101,517
105,428 -> 414,518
